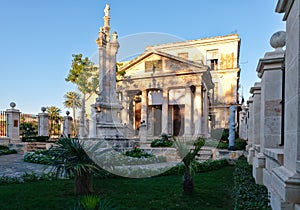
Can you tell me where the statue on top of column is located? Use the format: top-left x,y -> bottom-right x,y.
104,3 -> 110,16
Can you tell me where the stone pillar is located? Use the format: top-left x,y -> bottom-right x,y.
139,121 -> 147,142
250,82 -> 261,145
194,85 -> 203,136
89,105 -> 97,138
184,86 -> 192,136
62,111 -> 73,138
273,2 -> 300,207
161,89 -> 168,134
6,102 -> 20,142
202,87 -> 209,136
38,107 -> 49,137
238,104 -> 247,140
255,32 -> 284,187
141,90 -> 148,124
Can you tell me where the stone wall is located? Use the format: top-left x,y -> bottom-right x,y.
242,1 -> 300,208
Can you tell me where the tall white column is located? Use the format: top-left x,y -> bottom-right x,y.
184,86 -> 192,136
194,85 -> 202,136
161,89 -> 168,134
141,90 -> 148,124
202,87 -> 209,136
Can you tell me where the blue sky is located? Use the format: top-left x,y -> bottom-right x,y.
0,0 -> 284,114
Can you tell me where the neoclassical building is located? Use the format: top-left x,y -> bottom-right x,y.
117,34 -> 241,138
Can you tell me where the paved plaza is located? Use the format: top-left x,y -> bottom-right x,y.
0,154 -> 47,178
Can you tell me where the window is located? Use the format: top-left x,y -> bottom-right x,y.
178,52 -> 188,60
207,50 -> 219,70
145,60 -> 162,72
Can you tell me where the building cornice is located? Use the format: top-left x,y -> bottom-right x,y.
276,0 -> 294,20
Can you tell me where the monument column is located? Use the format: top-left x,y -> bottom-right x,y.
141,90 -> 148,124
202,86 -> 209,136
6,102 -> 20,142
161,89 -> 168,134
184,86 -> 192,136
194,85 -> 202,136
38,107 -> 49,137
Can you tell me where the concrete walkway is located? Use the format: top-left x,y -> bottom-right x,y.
0,154 -> 48,178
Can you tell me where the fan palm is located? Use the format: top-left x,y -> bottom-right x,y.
49,138 -> 99,195
46,106 -> 62,136
175,137 -> 205,193
63,91 -> 82,135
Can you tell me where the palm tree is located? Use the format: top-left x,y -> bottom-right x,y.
46,106 -> 62,136
49,138 -> 99,195
63,91 -> 82,136
176,137 -> 205,193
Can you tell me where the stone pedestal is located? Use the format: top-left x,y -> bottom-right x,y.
138,121 -> 147,142
6,102 -> 20,142
38,108 -> 49,137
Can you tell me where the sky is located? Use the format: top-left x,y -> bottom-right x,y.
0,0 -> 285,114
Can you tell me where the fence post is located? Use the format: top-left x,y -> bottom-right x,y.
6,102 -> 21,142
38,107 -> 49,137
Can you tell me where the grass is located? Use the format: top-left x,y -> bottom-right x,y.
0,166 -> 234,210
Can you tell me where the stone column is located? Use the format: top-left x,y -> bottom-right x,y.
194,85 -> 203,136
62,111 -> 73,138
250,82 -> 261,146
184,86 -> 192,136
273,2 -> 300,207
202,87 -> 209,136
161,89 -> 168,134
238,104 -> 247,140
38,107 -> 49,137
141,90 -> 148,124
247,97 -> 255,165
6,102 -> 21,142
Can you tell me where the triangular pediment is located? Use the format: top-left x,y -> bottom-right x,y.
118,50 -> 208,77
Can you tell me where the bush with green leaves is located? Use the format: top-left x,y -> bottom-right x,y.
22,136 -> 49,142
151,133 -> 174,147
217,138 -> 247,150
24,150 -> 53,164
124,147 -> 153,158
71,195 -> 117,210
0,145 -> 17,156
161,159 -> 229,176
233,156 -> 271,210
0,172 -> 57,185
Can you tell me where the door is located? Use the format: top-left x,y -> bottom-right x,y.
173,105 -> 185,136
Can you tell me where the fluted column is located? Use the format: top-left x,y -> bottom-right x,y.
161,89 -> 168,134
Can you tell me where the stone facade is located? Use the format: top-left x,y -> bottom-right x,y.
116,35 -> 241,138
117,50 -> 214,138
147,35 -> 241,129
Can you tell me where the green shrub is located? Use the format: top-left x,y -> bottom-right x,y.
233,156 -> 271,210
72,195 -> 117,210
124,147 -> 153,158
161,159 -> 229,176
24,150 -> 53,164
22,136 -> 49,142
217,138 -> 247,150
0,145 -> 17,156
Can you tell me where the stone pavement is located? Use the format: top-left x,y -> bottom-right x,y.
0,154 -> 48,178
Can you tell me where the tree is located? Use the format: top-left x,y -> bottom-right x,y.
176,137 -> 205,193
49,138 -> 99,195
63,91 -> 82,136
46,106 -> 62,136
65,54 -> 99,137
